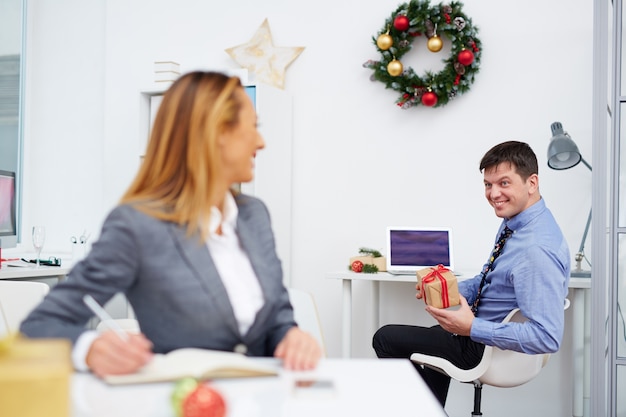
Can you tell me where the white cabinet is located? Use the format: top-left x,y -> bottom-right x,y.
139,82 -> 293,285
241,84 -> 293,285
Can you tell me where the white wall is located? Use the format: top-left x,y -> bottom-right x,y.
21,0 -> 106,250
0,0 -> 22,55
17,1 -> 593,416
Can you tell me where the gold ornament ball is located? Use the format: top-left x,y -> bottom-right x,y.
376,34 -> 393,50
387,59 -> 403,76
427,35 -> 443,52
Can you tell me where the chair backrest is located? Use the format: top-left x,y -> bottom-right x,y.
411,301 -> 570,387
287,288 -> 326,357
0,280 -> 49,334
478,309 -> 549,387
95,318 -> 141,334
479,298 -> 569,387
94,290 -> 327,353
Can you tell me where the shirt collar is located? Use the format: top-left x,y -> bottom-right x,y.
505,197 -> 546,232
208,192 -> 238,236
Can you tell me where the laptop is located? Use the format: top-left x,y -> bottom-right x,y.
385,227 -> 454,275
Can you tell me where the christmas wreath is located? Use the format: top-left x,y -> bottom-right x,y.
363,0 -> 481,109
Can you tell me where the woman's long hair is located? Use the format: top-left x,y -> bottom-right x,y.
121,71 -> 243,239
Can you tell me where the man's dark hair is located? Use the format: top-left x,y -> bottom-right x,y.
479,141 -> 538,181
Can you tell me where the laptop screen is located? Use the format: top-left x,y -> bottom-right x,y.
386,227 -> 454,273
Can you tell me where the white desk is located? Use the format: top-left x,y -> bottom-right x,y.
71,358 -> 447,417
0,261 -> 134,325
326,270 -> 591,417
0,263 -> 71,283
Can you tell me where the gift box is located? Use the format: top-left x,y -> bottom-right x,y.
371,256 -> 387,272
350,255 -> 373,265
0,336 -> 72,417
416,264 -> 460,309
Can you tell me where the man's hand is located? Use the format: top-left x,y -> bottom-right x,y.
274,327 -> 322,371
86,331 -> 154,377
415,283 -> 423,300
425,295 -> 475,336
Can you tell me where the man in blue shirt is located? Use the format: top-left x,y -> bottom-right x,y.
372,141 -> 570,406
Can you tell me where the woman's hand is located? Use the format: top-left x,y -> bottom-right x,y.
274,327 -> 322,371
86,331 -> 154,377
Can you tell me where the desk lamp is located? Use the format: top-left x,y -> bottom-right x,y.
547,121 -> 592,277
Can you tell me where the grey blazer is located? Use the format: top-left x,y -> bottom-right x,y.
20,193 -> 296,356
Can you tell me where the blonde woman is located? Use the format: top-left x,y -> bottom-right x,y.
21,72 -> 321,376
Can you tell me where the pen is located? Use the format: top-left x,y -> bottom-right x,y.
83,294 -> 130,341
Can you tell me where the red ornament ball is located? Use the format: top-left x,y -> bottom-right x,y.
393,15 -> 410,31
457,49 -> 475,66
183,384 -> 226,417
351,260 -> 364,273
421,91 -> 438,107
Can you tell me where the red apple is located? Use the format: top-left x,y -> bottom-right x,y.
182,384 -> 226,417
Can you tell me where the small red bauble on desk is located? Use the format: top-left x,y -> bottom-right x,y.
351,260 -> 364,273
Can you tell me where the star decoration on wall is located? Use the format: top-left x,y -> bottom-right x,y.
225,19 -> 304,89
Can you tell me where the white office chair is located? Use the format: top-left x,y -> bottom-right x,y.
0,280 -> 49,334
94,294 -> 140,334
94,289 -> 326,351
95,318 -> 141,334
288,287 -> 326,357
411,300 -> 570,416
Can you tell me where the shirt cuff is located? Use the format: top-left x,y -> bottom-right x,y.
72,330 -> 99,372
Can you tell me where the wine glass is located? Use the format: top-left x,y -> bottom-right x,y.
32,226 -> 45,267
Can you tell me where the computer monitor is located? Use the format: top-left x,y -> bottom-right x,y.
0,170 -> 17,249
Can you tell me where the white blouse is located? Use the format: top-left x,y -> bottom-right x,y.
206,192 -> 264,336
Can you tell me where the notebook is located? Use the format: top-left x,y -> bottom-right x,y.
385,227 -> 454,275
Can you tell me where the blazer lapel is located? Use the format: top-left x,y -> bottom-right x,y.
167,222 -> 241,337
235,197 -> 279,340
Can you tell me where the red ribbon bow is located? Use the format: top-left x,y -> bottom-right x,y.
421,264 -> 451,308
